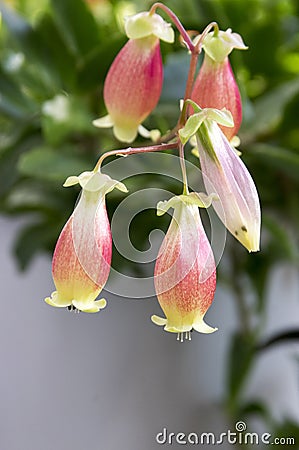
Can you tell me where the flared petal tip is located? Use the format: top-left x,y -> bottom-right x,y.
193,320 -> 218,334
44,291 -> 107,314
45,291 -> 71,308
72,298 -> 107,313
151,315 -> 218,335
151,314 -> 167,326
93,114 -> 114,128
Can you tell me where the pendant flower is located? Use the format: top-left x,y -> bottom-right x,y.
179,105 -> 261,252
93,11 -> 174,143
45,171 -> 127,313
152,193 -> 218,341
192,28 -> 247,140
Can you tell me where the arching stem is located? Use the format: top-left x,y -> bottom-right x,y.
94,141 -> 178,171
149,2 -> 194,51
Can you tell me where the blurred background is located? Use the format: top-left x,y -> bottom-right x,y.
0,0 -> 299,449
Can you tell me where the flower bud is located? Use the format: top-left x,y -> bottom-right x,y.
192,28 -> 247,140
198,124 -> 260,251
93,12 -> 174,143
152,194 -> 217,341
45,171 -> 127,313
179,106 -> 260,252
179,104 -> 261,252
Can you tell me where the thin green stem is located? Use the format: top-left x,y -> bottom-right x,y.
149,3 -> 194,51
94,141 -> 178,171
178,141 -> 189,194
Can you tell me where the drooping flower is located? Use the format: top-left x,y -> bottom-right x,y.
45,171 -> 127,313
93,11 -> 174,143
191,28 -> 247,140
152,193 -> 218,341
179,105 -> 261,252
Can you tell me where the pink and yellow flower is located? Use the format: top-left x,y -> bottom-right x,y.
192,28 -> 247,140
45,171 -> 127,313
179,105 -> 261,252
93,11 -> 174,143
152,193 -> 217,340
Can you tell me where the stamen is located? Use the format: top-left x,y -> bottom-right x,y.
176,332 -> 192,342
66,304 -> 79,313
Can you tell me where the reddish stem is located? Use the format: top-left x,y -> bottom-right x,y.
179,51 -> 198,126
178,21 -> 219,126
149,2 -> 194,52
95,141 -> 178,170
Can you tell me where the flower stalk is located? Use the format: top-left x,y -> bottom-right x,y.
149,2 -> 194,51
94,141 -> 178,171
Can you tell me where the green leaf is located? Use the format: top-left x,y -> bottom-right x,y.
247,143 -> 299,182
0,133 -> 40,199
0,66 -> 37,119
0,3 -> 57,88
77,35 -> 126,90
263,214 -> 297,261
50,0 -> 100,59
18,146 -> 90,182
238,400 -> 270,422
272,420 -> 299,449
226,331 -> 255,413
258,330 -> 299,352
13,220 -> 61,270
41,95 -> 95,145
35,14 -> 77,89
242,77 -> 299,141
4,180 -> 73,214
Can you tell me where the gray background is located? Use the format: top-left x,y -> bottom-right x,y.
1,216 -> 299,450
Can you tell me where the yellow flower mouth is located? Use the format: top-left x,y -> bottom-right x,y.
151,314 -> 218,341
45,291 -> 107,314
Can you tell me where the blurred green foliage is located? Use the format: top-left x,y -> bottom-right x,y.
0,0 -> 299,445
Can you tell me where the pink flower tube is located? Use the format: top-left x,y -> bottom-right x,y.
192,55 -> 242,140
103,37 -> 162,142
45,171 -> 127,313
152,194 -> 217,341
192,28 -> 247,140
93,11 -> 174,142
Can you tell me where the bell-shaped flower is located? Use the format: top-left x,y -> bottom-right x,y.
191,28 -> 247,140
179,105 -> 261,252
152,193 -> 218,341
45,171 -> 127,313
93,11 -> 174,143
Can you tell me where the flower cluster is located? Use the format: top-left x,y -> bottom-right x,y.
45,5 -> 261,342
